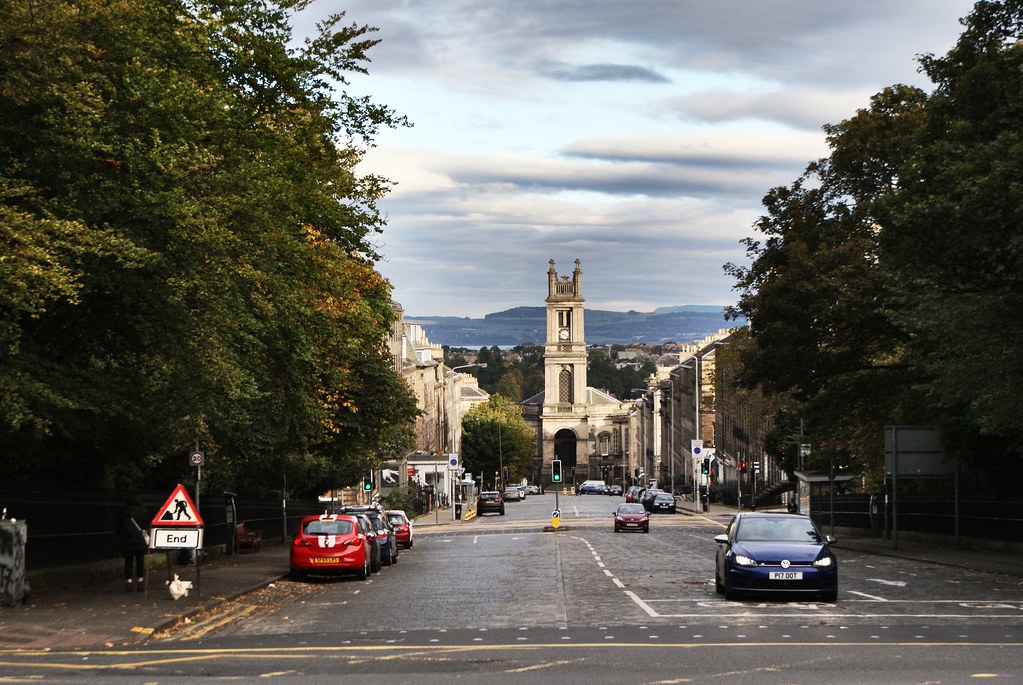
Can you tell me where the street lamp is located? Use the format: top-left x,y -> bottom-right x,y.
448,362 -> 485,521
449,363 -> 486,454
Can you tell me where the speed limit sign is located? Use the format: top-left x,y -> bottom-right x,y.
189,451 -> 205,466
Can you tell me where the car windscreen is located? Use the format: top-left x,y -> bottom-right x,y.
387,515 -> 405,525
304,519 -> 355,536
618,504 -> 645,514
736,518 -> 821,542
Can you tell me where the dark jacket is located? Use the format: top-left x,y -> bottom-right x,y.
117,500 -> 149,552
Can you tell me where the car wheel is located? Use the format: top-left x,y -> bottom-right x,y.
356,558 -> 368,581
643,527 -> 649,533
371,552 -> 381,573
821,588 -> 837,603
714,569 -> 725,594
500,509 -> 505,515
291,569 -> 306,582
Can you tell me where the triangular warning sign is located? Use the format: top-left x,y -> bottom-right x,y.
151,484 -> 204,527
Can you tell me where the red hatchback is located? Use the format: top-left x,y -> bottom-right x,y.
290,514 -> 370,581
613,503 -> 650,533
385,510 -> 414,549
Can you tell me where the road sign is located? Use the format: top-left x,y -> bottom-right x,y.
551,509 -> 561,529
151,484 -> 204,527
691,440 -> 703,455
151,527 -> 203,550
189,451 -> 204,466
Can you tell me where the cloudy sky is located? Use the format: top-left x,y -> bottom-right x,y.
300,1 -> 976,318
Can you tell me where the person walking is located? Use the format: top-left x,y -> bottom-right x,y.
117,494 -> 149,593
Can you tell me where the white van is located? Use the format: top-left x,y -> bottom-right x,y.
578,480 -> 607,494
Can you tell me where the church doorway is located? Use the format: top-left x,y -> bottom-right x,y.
553,428 -> 578,478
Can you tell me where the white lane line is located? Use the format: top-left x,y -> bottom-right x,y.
625,590 -> 660,617
848,590 -> 889,601
867,578 -> 907,587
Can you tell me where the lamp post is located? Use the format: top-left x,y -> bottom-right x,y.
448,363 -> 485,519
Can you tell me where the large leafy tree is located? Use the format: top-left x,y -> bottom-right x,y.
461,395 -> 536,486
726,0 -> 1023,484
0,0 -> 416,496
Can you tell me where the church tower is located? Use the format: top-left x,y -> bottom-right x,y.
522,258 -> 627,488
543,259 -> 587,412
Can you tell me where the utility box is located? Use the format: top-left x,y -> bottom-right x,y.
0,519 -> 28,607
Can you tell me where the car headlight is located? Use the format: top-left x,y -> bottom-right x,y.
813,556 -> 833,567
732,554 -> 757,567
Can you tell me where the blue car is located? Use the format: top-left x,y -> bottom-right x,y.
714,512 -> 838,602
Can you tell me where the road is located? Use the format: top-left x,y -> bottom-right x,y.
5,493 -> 1023,683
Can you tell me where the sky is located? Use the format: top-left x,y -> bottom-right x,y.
297,1 -> 977,318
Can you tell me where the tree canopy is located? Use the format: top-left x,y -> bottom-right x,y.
726,0 -> 1023,487
460,395 -> 536,488
0,0 -> 417,497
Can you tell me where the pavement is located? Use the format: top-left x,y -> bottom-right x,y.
1,503 -> 1020,652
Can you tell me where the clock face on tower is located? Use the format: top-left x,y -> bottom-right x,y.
558,328 -> 570,341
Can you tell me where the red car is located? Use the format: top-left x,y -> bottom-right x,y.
290,514 -> 370,581
613,503 -> 650,533
385,510 -> 414,549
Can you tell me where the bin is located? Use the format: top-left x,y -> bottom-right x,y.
0,519 -> 28,607
454,503 -> 463,520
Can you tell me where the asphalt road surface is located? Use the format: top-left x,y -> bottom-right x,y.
5,492 -> 1023,684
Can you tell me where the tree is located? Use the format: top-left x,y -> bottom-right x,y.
0,0 -> 415,496
725,0 -> 1023,483
460,396 -> 535,486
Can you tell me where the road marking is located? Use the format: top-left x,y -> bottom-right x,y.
867,578 -> 907,587
848,591 -> 888,601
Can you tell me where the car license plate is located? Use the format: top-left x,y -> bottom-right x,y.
769,571 -> 803,580
626,523 -> 638,527
311,557 -> 338,564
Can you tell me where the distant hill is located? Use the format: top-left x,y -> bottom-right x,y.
408,306 -> 744,346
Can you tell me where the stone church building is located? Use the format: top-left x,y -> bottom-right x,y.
521,259 -> 629,487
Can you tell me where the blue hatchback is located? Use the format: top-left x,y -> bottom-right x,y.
714,512 -> 838,602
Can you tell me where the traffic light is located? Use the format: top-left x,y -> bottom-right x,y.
552,459 -> 562,483
701,458 -> 710,475
502,466 -> 509,482
739,460 -> 748,474
363,476 -> 373,491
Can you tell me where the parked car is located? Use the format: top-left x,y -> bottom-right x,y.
346,512 -> 382,572
625,486 -> 644,503
502,486 -> 523,502
339,506 -> 396,566
578,480 -> 608,495
641,488 -> 665,511
714,512 -> 838,602
607,484 -> 623,496
385,510 -> 414,549
613,503 -> 650,533
651,492 -> 677,514
367,510 -> 398,566
290,514 -> 370,581
523,484 -> 542,495
477,491 -> 505,515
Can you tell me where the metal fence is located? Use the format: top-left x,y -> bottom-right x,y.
809,493 -> 1023,543
0,489 -> 325,571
